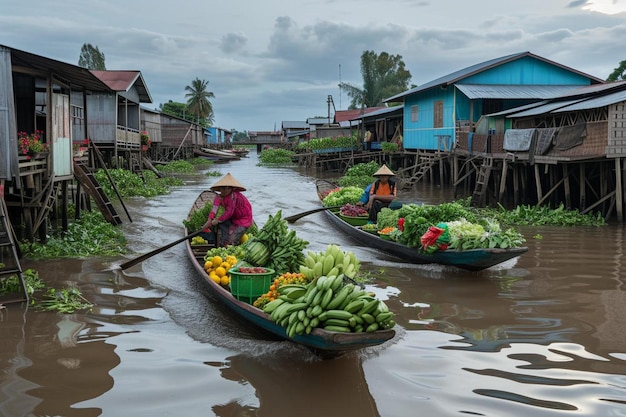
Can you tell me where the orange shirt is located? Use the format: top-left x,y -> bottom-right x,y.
370,181 -> 396,197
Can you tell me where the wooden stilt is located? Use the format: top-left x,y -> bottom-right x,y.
563,164 -> 571,209
579,164 -> 586,211
534,164 -> 543,203
616,157 -> 623,222
499,158 -> 508,202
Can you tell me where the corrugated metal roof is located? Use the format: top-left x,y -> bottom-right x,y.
551,80 -> 626,98
351,105 -> 402,120
384,51 -> 604,102
456,84 -> 580,99
506,99 -> 583,118
487,101 -> 549,117
5,44 -> 112,92
281,121 -> 308,129
553,89 -> 626,112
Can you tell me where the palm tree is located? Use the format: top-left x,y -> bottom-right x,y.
340,51 -> 412,109
184,78 -> 215,125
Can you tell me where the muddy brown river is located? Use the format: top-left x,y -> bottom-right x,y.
1,153 -> 625,417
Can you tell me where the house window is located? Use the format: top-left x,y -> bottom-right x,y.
434,101 -> 443,128
411,105 -> 419,122
71,104 -> 84,127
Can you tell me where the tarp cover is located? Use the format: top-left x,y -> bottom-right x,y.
503,128 -> 535,151
535,127 -> 557,155
554,124 -> 586,150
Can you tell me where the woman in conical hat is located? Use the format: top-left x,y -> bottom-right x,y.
366,164 -> 396,223
202,173 -> 253,246
210,172 -> 247,191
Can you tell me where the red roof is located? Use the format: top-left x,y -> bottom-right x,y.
334,107 -> 386,123
91,70 -> 140,91
90,70 -> 152,103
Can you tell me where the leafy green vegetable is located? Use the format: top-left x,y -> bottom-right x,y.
322,186 -> 364,206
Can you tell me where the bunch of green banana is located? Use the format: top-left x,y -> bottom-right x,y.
262,273 -> 395,337
246,211 -> 288,254
266,229 -> 308,275
299,244 -> 360,280
244,210 -> 309,273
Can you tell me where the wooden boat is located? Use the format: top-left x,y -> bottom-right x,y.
184,190 -> 396,358
201,147 -> 240,159
229,147 -> 250,157
193,148 -> 223,161
316,180 -> 528,271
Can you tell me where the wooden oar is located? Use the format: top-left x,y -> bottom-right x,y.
119,230 -> 204,270
285,206 -> 342,223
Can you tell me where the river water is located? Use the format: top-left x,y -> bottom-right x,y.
1,153 -> 625,417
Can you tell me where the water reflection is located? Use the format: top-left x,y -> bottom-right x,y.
210,354 -> 380,417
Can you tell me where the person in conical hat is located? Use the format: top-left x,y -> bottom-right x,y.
366,164 -> 397,223
373,164 -> 395,177
210,172 -> 246,191
202,173 -> 253,246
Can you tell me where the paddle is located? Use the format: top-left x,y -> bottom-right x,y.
285,206 -> 342,223
119,230 -> 204,270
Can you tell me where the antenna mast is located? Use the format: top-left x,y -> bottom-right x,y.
338,64 -> 342,109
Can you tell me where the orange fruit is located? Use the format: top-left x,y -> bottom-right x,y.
220,261 -> 231,270
220,276 -> 230,286
209,272 -> 220,284
204,261 -> 212,271
215,266 -> 226,277
211,256 -> 223,268
226,255 -> 237,265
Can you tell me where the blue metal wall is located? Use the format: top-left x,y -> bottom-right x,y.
402,56 -> 594,150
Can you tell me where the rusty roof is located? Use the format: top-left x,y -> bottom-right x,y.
91,70 -> 152,103
334,107 -> 386,123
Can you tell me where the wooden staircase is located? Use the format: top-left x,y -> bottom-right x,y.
0,196 -> 28,304
471,157 -> 493,206
398,154 -> 438,189
32,177 -> 61,233
73,161 -> 122,226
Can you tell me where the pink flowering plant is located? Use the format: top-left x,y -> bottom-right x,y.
18,130 -> 47,155
140,131 -> 151,146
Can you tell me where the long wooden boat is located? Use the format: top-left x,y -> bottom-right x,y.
193,148 -> 223,161
316,180 -> 528,271
201,147 -> 240,159
184,190 -> 396,358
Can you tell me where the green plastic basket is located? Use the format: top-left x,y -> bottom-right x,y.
228,267 -> 275,304
338,213 -> 369,226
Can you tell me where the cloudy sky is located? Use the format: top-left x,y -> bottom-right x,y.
2,0 -> 626,132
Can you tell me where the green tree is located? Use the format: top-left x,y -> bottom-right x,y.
232,130 -> 249,142
339,50 -> 412,109
607,60 -> 626,82
185,78 -> 215,126
78,43 -> 106,70
159,101 -> 188,119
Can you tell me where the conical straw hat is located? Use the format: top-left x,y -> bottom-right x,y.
210,172 -> 246,191
373,164 -> 395,177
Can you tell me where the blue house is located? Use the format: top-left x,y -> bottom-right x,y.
206,126 -> 232,145
385,51 -> 604,151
